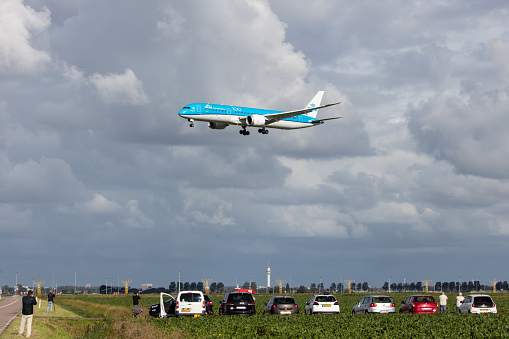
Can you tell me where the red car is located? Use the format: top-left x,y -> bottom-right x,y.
399,295 -> 438,314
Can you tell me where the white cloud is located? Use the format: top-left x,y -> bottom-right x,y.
84,193 -> 122,214
0,0 -> 51,74
89,68 -> 148,105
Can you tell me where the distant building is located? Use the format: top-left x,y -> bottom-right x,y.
141,284 -> 152,291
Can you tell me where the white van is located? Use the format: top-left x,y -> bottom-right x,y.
175,291 -> 206,316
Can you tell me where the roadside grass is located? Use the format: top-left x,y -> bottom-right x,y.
2,299 -> 83,338
1,297 -> 181,339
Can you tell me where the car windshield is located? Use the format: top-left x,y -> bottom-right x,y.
275,298 -> 295,305
373,297 -> 393,303
414,296 -> 435,303
315,296 -> 336,302
473,297 -> 493,307
179,293 -> 202,302
228,294 -> 254,303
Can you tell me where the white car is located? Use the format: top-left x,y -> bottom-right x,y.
305,294 -> 340,315
175,291 -> 207,316
352,295 -> 396,314
459,294 -> 497,314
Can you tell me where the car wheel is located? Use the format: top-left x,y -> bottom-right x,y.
352,310 -> 355,314
365,310 -> 369,314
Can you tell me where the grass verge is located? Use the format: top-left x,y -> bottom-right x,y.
1,298 -> 184,339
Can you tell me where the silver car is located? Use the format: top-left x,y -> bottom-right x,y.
352,295 -> 396,314
459,294 -> 497,314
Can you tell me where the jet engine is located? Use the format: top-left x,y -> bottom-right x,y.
246,114 -> 266,127
208,122 -> 228,129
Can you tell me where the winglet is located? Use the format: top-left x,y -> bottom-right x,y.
304,91 -> 324,118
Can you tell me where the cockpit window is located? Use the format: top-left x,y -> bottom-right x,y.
182,106 -> 190,109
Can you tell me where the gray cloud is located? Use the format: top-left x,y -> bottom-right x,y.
0,0 -> 507,288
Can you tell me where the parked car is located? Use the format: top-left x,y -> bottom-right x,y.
175,291 -> 206,316
459,294 -> 497,314
218,292 -> 256,315
399,295 -> 438,314
204,294 -> 214,315
352,295 -> 396,314
149,293 -> 177,318
263,296 -> 299,315
304,294 -> 340,315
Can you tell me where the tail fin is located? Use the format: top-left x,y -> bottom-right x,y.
304,91 -> 324,118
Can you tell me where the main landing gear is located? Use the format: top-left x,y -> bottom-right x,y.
239,127 -> 269,135
239,126 -> 250,135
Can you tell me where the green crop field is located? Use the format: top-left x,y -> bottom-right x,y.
56,293 -> 509,338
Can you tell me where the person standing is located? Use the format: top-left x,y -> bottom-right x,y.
132,291 -> 141,305
456,292 -> 465,313
19,290 -> 37,337
47,290 -> 55,313
132,291 -> 141,318
439,292 -> 448,314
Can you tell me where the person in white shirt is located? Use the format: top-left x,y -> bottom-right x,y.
439,292 -> 448,314
456,292 -> 465,313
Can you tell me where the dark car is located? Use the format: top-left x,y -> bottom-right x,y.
149,293 -> 177,318
218,292 -> 256,315
399,295 -> 438,314
204,294 -> 214,315
263,296 -> 299,315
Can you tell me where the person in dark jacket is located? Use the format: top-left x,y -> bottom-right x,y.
47,290 -> 55,313
132,292 -> 141,318
132,291 -> 141,305
18,290 -> 37,337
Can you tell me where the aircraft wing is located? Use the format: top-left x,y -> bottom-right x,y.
263,102 -> 341,125
310,116 -> 343,124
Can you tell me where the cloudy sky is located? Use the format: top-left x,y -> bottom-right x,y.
1,0 -> 508,290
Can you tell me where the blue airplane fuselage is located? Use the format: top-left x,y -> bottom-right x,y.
178,103 -> 319,130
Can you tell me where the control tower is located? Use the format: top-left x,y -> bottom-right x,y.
266,263 -> 271,288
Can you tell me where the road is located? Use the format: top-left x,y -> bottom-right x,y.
0,295 -> 21,336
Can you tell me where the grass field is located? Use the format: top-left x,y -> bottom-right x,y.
3,293 -> 508,338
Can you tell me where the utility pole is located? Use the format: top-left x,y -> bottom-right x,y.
74,270 -> 76,294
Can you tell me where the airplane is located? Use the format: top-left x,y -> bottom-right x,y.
178,91 -> 342,135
